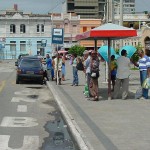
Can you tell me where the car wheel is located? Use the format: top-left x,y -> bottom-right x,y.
16,78 -> 19,84
40,80 -> 43,85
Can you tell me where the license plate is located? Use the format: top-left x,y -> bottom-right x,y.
26,71 -> 34,74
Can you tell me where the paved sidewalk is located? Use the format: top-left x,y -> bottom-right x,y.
47,61 -> 150,150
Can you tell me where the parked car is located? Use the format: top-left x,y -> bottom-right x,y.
16,57 -> 44,84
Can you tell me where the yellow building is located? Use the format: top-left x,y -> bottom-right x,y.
78,19 -> 103,50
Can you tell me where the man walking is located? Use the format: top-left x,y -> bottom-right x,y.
113,50 -> 130,100
46,54 -> 52,81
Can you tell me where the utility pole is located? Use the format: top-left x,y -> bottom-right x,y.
119,0 -> 123,47
106,0 -> 114,23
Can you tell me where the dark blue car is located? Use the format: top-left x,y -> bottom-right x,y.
16,57 -> 44,84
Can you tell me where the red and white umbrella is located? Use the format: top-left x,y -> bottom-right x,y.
76,23 -> 137,100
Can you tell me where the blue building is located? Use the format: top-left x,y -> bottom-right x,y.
0,4 -> 52,59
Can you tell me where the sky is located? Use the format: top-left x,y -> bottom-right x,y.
0,0 -> 149,14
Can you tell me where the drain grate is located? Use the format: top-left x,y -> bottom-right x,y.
27,95 -> 39,99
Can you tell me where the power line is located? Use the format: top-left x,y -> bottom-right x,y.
48,0 -> 65,13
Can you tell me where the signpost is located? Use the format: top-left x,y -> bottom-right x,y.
52,28 -> 64,45
52,28 -> 64,85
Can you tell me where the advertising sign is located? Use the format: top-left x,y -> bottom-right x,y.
52,28 -> 64,45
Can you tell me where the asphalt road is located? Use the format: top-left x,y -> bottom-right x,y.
0,60 -> 77,150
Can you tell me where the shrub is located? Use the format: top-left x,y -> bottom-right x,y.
68,45 -> 85,56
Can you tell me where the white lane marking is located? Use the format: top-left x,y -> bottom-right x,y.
17,105 -> 27,112
11,97 -> 36,103
0,117 -> 38,127
0,135 -> 39,150
14,90 -> 36,96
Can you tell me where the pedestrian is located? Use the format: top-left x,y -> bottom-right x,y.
111,55 -> 117,92
41,58 -> 49,84
46,54 -> 52,81
133,49 -> 150,99
61,54 -> 66,81
71,54 -> 79,86
51,55 -> 56,81
113,49 -> 130,100
83,50 -> 91,97
53,53 -> 62,85
89,50 -> 100,101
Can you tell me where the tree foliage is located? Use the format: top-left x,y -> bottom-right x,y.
131,43 -> 143,62
68,45 -> 85,56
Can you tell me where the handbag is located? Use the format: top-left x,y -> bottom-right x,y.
91,71 -> 99,78
91,72 -> 96,77
142,78 -> 150,89
76,61 -> 84,71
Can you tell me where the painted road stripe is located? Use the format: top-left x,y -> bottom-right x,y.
0,81 -> 6,93
11,97 -> 36,102
0,135 -> 39,150
17,105 -> 27,112
0,117 -> 38,127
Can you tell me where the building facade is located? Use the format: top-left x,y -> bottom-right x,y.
66,0 -> 135,19
114,0 -> 135,15
0,6 -> 51,59
50,13 -> 80,51
0,5 -> 80,59
78,19 -> 103,49
67,0 -> 100,19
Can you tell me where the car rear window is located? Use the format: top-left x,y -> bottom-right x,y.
20,59 -> 41,68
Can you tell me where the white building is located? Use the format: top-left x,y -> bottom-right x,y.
0,4 -> 80,59
0,5 -> 51,59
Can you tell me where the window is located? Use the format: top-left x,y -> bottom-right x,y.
41,24 -> 44,32
10,24 -> 16,33
83,27 -> 87,32
37,24 -> 40,32
20,41 -> 26,51
64,23 -> 69,33
37,41 -> 41,51
10,41 -> 16,51
20,24 -> 26,33
72,25 -> 77,33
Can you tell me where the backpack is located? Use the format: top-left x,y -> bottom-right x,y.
76,60 -> 84,71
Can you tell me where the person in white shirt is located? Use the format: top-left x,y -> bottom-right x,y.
113,49 -> 130,100
83,50 -> 91,97
54,54 -> 62,85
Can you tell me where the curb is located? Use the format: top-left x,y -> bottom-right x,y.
46,81 -> 94,150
